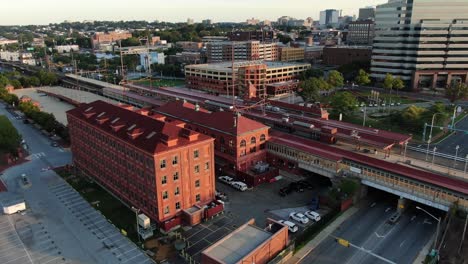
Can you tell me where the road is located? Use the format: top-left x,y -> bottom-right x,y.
0,103 -> 153,264
435,115 -> 468,159
300,197 -> 437,264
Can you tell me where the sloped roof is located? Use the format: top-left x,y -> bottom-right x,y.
155,101 -> 269,136
66,100 -> 212,154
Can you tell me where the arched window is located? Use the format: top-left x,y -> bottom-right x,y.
220,137 -> 225,144
250,137 -> 256,144
240,140 -> 246,147
260,134 -> 266,142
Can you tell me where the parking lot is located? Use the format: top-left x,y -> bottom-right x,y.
49,181 -> 153,264
0,212 -> 66,264
180,176 -> 321,263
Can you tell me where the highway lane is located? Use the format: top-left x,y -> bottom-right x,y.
300,197 -> 437,264
435,115 -> 468,159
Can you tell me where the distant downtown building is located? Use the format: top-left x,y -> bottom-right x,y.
319,9 -> 340,27
67,101 -> 218,230
185,61 -> 310,97
371,0 -> 468,90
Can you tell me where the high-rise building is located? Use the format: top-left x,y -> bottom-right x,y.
319,9 -> 340,27
347,20 -> 375,45
67,101 -> 217,230
358,7 -> 375,21
371,0 -> 468,90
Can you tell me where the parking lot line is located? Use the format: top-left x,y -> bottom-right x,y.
5,216 -> 33,264
0,238 -> 21,248
3,255 -> 30,264
115,247 -> 137,258
41,256 -> 62,264
121,252 -> 144,263
0,242 -> 25,253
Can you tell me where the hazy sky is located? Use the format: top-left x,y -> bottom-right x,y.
1,0 -> 387,25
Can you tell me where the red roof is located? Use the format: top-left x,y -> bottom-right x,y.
155,101 -> 269,136
270,131 -> 468,195
66,100 -> 213,154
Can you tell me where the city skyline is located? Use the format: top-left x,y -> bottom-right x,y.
1,0 -> 386,25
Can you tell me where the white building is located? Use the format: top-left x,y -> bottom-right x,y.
55,45 -> 80,54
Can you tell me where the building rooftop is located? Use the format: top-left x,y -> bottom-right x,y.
155,101 -> 269,136
67,100 -> 213,154
202,224 -> 272,264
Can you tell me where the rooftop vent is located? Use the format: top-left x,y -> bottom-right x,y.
146,131 -> 157,139
127,124 -> 137,131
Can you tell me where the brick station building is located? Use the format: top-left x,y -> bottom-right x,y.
67,100 -> 221,231
155,101 -> 270,174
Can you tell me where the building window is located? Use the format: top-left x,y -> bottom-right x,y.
194,150 -> 199,158
173,171 -> 179,181
195,165 -> 200,173
160,159 -> 166,169
162,175 -> 167,185
163,191 -> 168,200
240,140 -> 246,147
175,202 -> 181,210
172,156 -> 178,165
175,187 -> 180,195
260,134 -> 266,141
164,206 -> 169,214
250,146 -> 256,153
251,137 -> 256,144
205,162 -> 209,170
195,180 -> 200,187
196,194 -> 201,202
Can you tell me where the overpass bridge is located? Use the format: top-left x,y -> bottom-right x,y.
268,131 -> 468,212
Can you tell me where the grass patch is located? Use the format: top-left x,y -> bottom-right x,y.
133,79 -> 185,87
55,168 -> 140,243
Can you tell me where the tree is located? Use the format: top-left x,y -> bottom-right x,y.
10,79 -> 22,89
0,75 -> 9,89
120,37 -> 141,47
330,92 -> 358,117
28,76 -> 41,87
354,69 -> 371,86
446,82 -> 468,102
300,68 -> 324,81
299,79 -> 321,102
0,115 -> 22,156
36,70 -> 58,86
399,105 -> 427,132
327,70 -> 344,88
392,77 -> 405,95
383,73 -> 394,90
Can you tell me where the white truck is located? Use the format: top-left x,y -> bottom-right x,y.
2,199 -> 26,215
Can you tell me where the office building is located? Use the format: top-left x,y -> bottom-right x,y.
358,7 -> 375,21
319,9 -> 340,27
67,101 -> 217,230
206,41 -> 279,62
227,31 -> 276,42
347,20 -> 375,45
323,46 -> 372,66
371,0 -> 468,90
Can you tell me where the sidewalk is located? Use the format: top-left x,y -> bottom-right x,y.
285,206 -> 359,264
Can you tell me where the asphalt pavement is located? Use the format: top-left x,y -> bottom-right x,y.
435,115 -> 468,159
0,102 -> 153,264
299,198 -> 437,264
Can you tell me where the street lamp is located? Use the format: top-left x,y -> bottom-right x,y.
416,206 -> 441,251
403,141 -> 408,161
451,105 -> 462,129
131,206 -> 141,244
454,145 -> 460,168
464,154 -> 468,175
425,113 -> 444,161
431,147 -> 437,167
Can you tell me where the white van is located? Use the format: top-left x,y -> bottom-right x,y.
278,220 -> 298,233
231,181 -> 248,192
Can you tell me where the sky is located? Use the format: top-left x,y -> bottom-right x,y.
0,0 -> 387,25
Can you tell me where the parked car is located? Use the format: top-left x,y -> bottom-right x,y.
278,220 -> 298,233
305,211 -> 321,222
218,176 -> 234,185
231,181 -> 248,191
289,212 -> 310,224
279,186 -> 293,197
388,212 -> 401,224
297,180 -> 314,190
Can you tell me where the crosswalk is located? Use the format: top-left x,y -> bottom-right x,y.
28,152 -> 46,160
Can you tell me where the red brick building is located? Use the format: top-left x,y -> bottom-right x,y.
201,218 -> 289,264
323,46 -> 372,66
155,101 -> 270,174
67,101 -> 218,229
